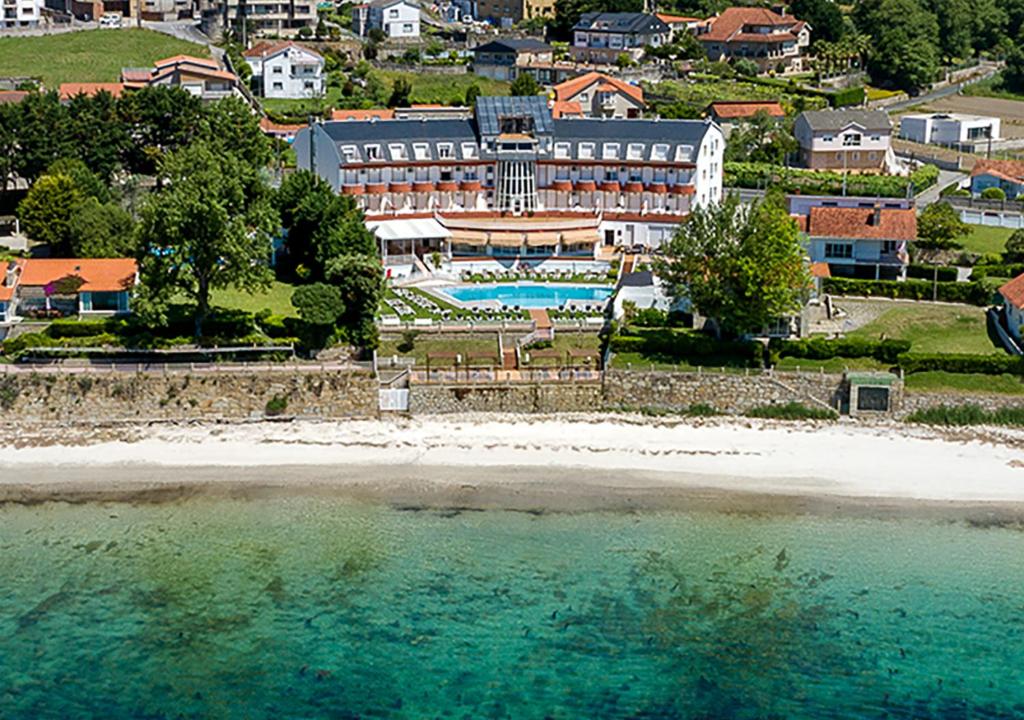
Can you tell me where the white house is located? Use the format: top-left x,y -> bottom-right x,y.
243,41 -> 325,100
794,109 -> 895,173
803,205 -> 914,280
353,0 -> 420,38
899,113 -> 1001,149
1000,274 -> 1024,345
1,0 -> 42,28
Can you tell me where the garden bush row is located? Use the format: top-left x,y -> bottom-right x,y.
724,163 -> 938,198
969,264 -> 1024,281
906,404 -> 1024,427
772,336 -> 911,364
612,327 -> 764,366
896,352 -> 1024,376
906,264 -> 959,282
822,277 -> 994,305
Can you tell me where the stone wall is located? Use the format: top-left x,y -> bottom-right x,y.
409,382 -> 603,414
0,370 -> 379,423
899,391 -> 1024,417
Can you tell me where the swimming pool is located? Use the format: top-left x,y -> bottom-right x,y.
439,282 -> 614,309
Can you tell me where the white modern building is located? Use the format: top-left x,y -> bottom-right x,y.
243,41 -> 324,99
353,0 -> 420,38
898,112 -> 1001,150
1,0 -> 42,28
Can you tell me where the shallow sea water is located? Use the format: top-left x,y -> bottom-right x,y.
2,494 -> 1024,719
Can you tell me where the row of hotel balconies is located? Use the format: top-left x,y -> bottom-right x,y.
341,180 -> 696,196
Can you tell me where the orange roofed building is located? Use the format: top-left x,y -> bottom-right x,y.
121,55 -> 239,102
804,205 -> 914,280
0,258 -> 138,322
698,6 -> 811,74
706,100 -> 785,135
551,72 -> 644,119
58,83 -> 125,101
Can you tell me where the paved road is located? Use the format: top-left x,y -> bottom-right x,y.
145,19 -> 224,63
913,169 -> 967,210
884,62 -> 1002,113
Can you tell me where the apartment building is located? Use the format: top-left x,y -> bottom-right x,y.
244,41 -> 324,99
794,109 -> 894,173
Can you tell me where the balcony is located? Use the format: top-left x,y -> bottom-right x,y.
365,182 -> 388,194
670,184 -> 695,195
574,180 -> 596,192
389,181 -> 412,193
412,181 -> 435,193
341,184 -> 364,196
646,182 -> 667,194
623,181 -> 644,193
599,180 -> 620,193
459,179 -> 482,192
550,179 -> 573,192
436,180 -> 458,192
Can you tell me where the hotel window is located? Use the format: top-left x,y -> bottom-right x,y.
578,142 -> 595,159
825,243 -> 853,259
652,143 -> 669,161
554,142 -> 570,159
461,143 -> 477,158
602,143 -> 619,160
366,145 -> 381,160
842,133 -> 862,146
413,143 -> 430,160
341,145 -> 358,162
627,143 -> 644,160
675,145 -> 693,162
388,144 -> 407,160
822,135 -> 834,142
273,66 -> 283,74
438,143 -> 453,159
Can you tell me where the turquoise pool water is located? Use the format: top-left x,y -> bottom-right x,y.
440,282 -> 613,308
3,494 -> 1024,718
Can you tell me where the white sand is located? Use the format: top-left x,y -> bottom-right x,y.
1,415 -> 1023,503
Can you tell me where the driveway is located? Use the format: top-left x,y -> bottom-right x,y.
914,169 -> 967,210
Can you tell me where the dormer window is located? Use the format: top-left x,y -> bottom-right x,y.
366,144 -> 382,161
842,133 -> 862,146
602,142 -> 619,160
387,143 -> 406,160
626,143 -> 644,160
554,142 -> 570,159
412,143 -> 430,160
461,142 -> 477,158
578,142 -> 594,159
651,143 -> 669,161
437,143 -> 453,159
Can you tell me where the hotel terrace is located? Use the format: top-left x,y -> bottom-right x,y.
294,96 -> 724,272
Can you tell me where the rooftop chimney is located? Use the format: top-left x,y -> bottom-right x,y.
871,205 -> 882,226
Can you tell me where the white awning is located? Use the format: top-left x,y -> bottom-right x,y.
367,218 -> 452,242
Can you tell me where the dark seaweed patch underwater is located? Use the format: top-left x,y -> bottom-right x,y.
2,495 -> 1024,719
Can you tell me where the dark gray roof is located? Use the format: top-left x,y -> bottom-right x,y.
322,119 -> 479,163
475,95 -> 553,137
573,12 -> 670,34
554,118 -> 710,144
472,38 -> 551,54
798,109 -> 891,132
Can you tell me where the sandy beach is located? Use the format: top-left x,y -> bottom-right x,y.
1,415 -> 1023,507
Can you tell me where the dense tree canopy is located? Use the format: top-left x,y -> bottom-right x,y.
656,193 -> 809,337
550,0 -> 642,40
510,72 -> 542,96
916,201 -> 969,249
790,0 -> 847,44
853,0 -> 940,91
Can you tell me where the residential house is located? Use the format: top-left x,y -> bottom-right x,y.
121,55 -> 240,102
353,0 -> 420,38
0,258 -> 138,322
213,0 -> 318,37
294,95 -> 725,261
476,0 -> 553,26
552,72 -> 644,119
793,109 -> 894,173
969,159 -> 1024,200
706,100 -> 784,136
330,108 -> 396,121
471,39 -> 553,82
655,12 -> 710,39
1,0 -> 42,28
698,6 -> 811,74
804,205 -> 913,280
899,113 -> 1000,151
999,273 -> 1024,344
571,12 -> 671,64
244,41 -> 324,100
140,0 -> 191,20
260,117 -> 305,143
58,82 -> 125,101
0,91 -> 30,105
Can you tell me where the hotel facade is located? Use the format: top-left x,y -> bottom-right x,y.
294,97 -> 724,264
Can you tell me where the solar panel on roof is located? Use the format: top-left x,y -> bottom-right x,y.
475,96 -> 553,137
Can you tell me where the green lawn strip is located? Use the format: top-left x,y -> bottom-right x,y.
904,371 -> 1024,395
262,85 -> 344,118
774,356 -> 889,372
609,351 -> 750,373
846,303 -> 999,354
522,331 -> 602,366
368,69 -> 510,104
960,225 -> 1015,256
377,334 -> 500,365
208,281 -> 298,318
0,29 -> 209,86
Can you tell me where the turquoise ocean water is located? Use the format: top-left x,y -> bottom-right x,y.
2,494 -> 1024,719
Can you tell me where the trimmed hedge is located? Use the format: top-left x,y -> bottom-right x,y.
724,162 -> 938,198
777,336 -> 911,364
970,263 -> 1024,281
822,277 -> 994,305
611,327 -> 764,367
907,264 -> 958,282
46,319 -> 125,338
896,352 -> 1024,376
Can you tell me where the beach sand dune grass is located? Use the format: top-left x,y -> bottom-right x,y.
0,29 -> 209,87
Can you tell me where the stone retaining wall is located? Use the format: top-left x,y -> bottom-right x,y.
899,391 -> 1024,417
409,382 -> 603,414
0,371 -> 379,422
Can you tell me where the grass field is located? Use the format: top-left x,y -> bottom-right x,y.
847,303 -> 999,354
904,371 -> 1024,395
774,356 -> 890,372
0,29 -> 209,87
368,69 -> 510,105
378,334 -> 500,365
960,225 -> 1016,255
210,281 -> 298,318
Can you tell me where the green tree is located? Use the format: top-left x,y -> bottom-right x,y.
0,101 -> 18,200
66,90 -> 129,182
387,78 -> 413,107
17,173 -> 83,254
67,197 -> 136,258
1004,34 -> 1024,93
46,158 -> 109,204
916,201 -> 969,248
292,282 -> 345,325
510,72 -> 541,96
118,85 -> 203,175
981,186 -> 1007,200
135,142 -> 277,338
324,254 -> 383,349
853,0 -> 940,91
791,0 -> 846,44
656,193 -> 809,337
1004,228 -> 1024,262
464,83 -> 482,107
724,113 -> 798,164
16,91 -> 73,184
198,97 -> 273,171
732,58 -> 759,77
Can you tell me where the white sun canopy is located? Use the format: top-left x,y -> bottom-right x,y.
367,218 -> 452,242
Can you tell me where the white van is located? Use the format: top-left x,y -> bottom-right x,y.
99,13 -> 122,28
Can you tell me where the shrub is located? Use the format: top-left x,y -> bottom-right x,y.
831,85 -> 866,107
397,329 -> 419,353
264,394 -> 289,416
906,264 -> 959,282
981,187 -> 1007,200
611,327 -> 764,367
0,375 -> 18,409
46,319 -> 122,338
745,402 -> 837,420
632,308 -> 669,327
906,404 -> 1024,427
896,352 -> 1024,376
777,336 -> 911,364
970,263 -> 1024,281
822,277 -> 994,306
685,402 -> 721,416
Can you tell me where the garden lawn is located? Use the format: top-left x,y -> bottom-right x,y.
377,334 -> 500,365
774,356 -> 890,372
960,225 -> 1015,256
904,371 -> 1024,395
367,69 -> 509,104
846,303 -> 999,354
608,352 -> 749,373
0,29 -> 209,87
210,281 -> 298,318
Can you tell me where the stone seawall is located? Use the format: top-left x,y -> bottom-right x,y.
0,370 -> 379,422
899,391 -> 1024,417
408,382 -> 604,414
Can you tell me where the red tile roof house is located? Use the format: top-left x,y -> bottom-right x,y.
121,55 -> 239,102
706,100 -> 785,136
970,158 -> 1024,200
804,206 -> 914,280
0,259 -> 138,322
551,71 -> 645,119
698,6 -> 811,74
999,274 -> 1024,345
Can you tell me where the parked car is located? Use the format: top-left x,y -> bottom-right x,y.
99,13 -> 122,28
